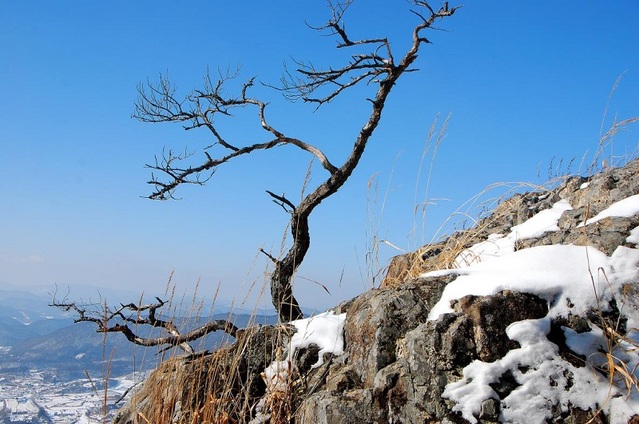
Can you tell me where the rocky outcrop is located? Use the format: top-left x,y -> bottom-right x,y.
114,159 -> 639,424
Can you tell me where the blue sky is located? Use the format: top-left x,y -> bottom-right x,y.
1,1 -> 638,312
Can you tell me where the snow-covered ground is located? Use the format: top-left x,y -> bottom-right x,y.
0,371 -> 142,423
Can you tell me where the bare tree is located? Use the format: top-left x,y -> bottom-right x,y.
133,1 -> 458,323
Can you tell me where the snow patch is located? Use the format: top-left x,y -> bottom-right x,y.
429,244 -> 612,320
289,311 -> 346,368
444,318 -> 639,423
263,360 -> 292,392
262,311 -> 346,392
510,198 -> 572,239
627,225 -> 639,245
578,194 -> 639,227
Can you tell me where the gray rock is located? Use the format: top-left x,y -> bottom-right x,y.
343,278 -> 449,387
452,290 -> 548,362
479,398 -> 500,422
297,389 -> 377,424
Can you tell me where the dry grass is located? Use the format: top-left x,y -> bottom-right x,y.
585,260 -> 639,400
364,113 -> 452,287
74,269 -> 277,423
118,311 -> 284,423
589,73 -> 639,174
105,203 -> 313,423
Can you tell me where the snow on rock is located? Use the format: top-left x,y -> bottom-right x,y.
429,192 -> 639,321
445,318 -> 639,423
510,198 -> 573,239
289,310 -> 346,368
424,187 -> 639,423
263,360 -> 292,392
629,226 -> 639,245
429,244 -> 614,320
578,194 -> 639,227
262,311 -> 346,393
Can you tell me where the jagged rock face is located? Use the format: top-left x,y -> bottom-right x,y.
297,159 -> 639,423
452,290 -> 548,362
113,159 -> 639,424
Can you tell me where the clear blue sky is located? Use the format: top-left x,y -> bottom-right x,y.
1,1 -> 638,312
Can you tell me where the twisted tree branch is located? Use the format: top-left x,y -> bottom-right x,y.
50,295 -> 238,354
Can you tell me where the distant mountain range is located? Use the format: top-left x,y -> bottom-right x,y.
0,287 -> 278,379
